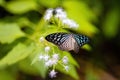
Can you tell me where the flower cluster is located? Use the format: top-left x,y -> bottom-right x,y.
44,8 -> 53,21
38,46 -> 69,78
44,7 -> 79,29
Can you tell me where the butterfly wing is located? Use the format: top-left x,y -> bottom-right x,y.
73,34 -> 89,47
45,33 -> 69,45
45,33 -> 89,53
59,34 -> 80,53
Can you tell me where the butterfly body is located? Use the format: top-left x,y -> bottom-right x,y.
45,33 -> 89,53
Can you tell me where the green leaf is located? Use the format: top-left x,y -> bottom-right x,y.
0,0 -> 5,6
32,60 -> 47,78
86,68 -> 99,80
0,23 -> 25,43
17,42 -> 47,78
102,8 -> 120,38
5,0 -> 37,14
0,70 -> 15,80
56,64 -> 79,80
30,46 -> 48,78
59,52 -> 80,79
18,58 -> 47,78
67,65 -> 79,80
52,47 -> 79,79
82,44 -> 92,51
62,51 -> 79,67
0,43 -> 35,67
63,1 -> 99,36
63,1 -> 96,21
39,0 -> 59,8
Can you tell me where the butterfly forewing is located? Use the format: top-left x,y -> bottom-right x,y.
45,33 -> 69,45
73,34 -> 89,47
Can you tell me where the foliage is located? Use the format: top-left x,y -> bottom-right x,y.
0,0 -> 120,80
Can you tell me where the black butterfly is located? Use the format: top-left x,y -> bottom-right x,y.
45,33 -> 89,53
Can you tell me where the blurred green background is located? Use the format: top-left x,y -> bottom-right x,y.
0,0 -> 120,80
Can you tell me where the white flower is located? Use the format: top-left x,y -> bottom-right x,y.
54,8 -> 67,20
51,58 -> 58,65
62,56 -> 68,64
39,37 -> 44,42
49,70 -> 57,78
52,54 -> 59,60
55,12 -> 67,20
43,55 -> 50,61
45,58 -> 58,67
39,54 -> 44,60
62,18 -> 79,28
44,8 -> 53,21
64,66 -> 69,71
55,8 -> 63,14
45,46 -> 50,52
45,59 -> 53,67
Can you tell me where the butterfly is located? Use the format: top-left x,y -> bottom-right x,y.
45,32 -> 89,53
